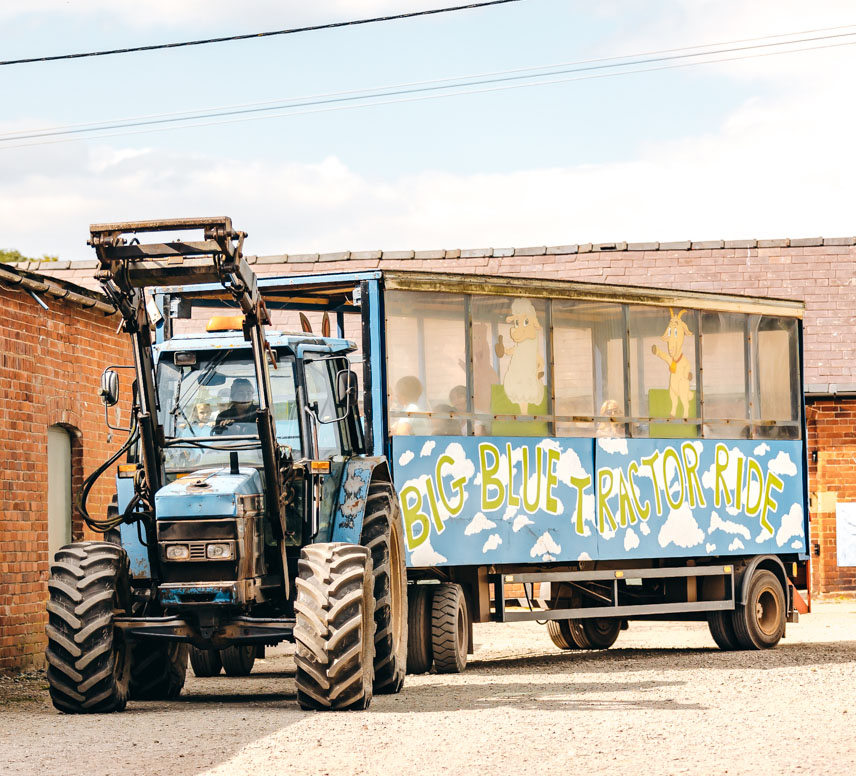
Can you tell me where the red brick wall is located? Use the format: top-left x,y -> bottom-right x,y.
0,287 -> 131,673
806,398 -> 856,595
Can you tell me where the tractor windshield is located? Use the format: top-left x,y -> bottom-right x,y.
156,350 -> 301,470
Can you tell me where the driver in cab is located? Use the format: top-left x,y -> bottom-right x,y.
212,378 -> 258,435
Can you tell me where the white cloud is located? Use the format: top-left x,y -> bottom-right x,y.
791,539 -> 803,550
530,531 -> 561,559
482,534 -> 502,553
512,515 -> 534,533
419,440 -> 435,457
597,437 -> 628,455
397,449 -> 414,467
769,451 -> 798,478
708,510 -> 751,540
753,443 -> 770,457
756,526 -> 774,544
464,512 -> 496,536
577,552 -> 592,562
776,503 -> 804,547
624,527 -> 640,552
728,538 -> 745,552
705,543 -> 716,554
409,537 -> 447,567
658,504 -> 704,549
639,521 -> 650,536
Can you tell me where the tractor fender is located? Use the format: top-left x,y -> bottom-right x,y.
330,456 -> 392,544
737,554 -> 788,606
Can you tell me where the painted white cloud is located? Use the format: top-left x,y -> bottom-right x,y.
658,504 -> 704,549
776,503 -> 804,547
419,440 -> 435,457
512,515 -> 534,533
482,534 -> 502,553
530,531 -> 561,559
791,539 -> 803,550
464,511 -> 496,536
756,526 -> 774,544
397,449 -> 415,467
705,543 -> 716,554
409,538 -> 447,567
639,521 -> 650,536
753,443 -> 770,457
597,437 -> 628,455
728,538 -> 745,552
624,527 -> 640,552
769,451 -> 797,478
577,552 -> 592,562
708,510 -> 751,540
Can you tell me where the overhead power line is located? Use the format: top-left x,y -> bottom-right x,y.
0,1 -> 523,67
3,27 -> 855,149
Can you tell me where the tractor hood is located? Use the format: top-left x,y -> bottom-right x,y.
155,467 -> 264,519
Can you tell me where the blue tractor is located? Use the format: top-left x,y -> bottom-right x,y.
44,218 -> 407,712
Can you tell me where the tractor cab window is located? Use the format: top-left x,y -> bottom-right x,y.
304,359 -> 343,458
157,351 -> 300,470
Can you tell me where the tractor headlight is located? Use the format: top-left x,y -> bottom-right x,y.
206,542 -> 233,560
166,544 -> 190,560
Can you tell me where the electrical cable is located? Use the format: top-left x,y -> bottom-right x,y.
0,1 -> 523,67
3,35 -> 854,150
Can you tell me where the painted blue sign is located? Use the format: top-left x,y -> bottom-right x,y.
392,436 -> 806,567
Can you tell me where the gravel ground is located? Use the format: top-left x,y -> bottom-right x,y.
2,600 -> 855,776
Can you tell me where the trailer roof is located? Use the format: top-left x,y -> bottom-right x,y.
156,269 -> 804,318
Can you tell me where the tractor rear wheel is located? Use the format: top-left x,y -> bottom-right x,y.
130,643 -> 188,700
406,584 -> 434,674
294,543 -> 375,711
189,647 -> 222,677
362,480 -> 408,694
431,582 -> 468,674
45,542 -> 132,714
221,645 -> 257,676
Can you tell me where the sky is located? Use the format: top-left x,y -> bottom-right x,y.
1,0 -> 855,261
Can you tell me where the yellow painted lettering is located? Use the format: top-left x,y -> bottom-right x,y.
745,458 -> 764,517
617,469 -> 637,526
641,451 -> 664,516
628,461 -> 651,521
506,442 -> 520,508
479,443 -> 505,512
570,475 -> 591,535
598,469 -> 617,535
522,446 -> 543,512
545,446 -> 561,514
400,485 -> 429,549
681,442 -> 705,508
424,477 -> 445,534
662,447 -> 685,510
735,455 -> 745,512
760,472 -> 784,535
714,444 -> 732,509
436,454 -> 465,517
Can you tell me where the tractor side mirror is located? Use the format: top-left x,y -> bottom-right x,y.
99,369 -> 120,407
336,369 -> 358,409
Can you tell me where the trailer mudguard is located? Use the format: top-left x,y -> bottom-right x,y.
738,554 -> 788,605
330,456 -> 390,544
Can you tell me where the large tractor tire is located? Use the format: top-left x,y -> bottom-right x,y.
707,610 -> 742,651
431,582 -> 468,674
362,479 -> 408,694
45,542 -> 132,714
130,643 -> 189,700
406,584 -> 434,674
189,647 -> 222,677
546,619 -> 584,650
731,569 -> 786,649
221,645 -> 257,676
294,543 -> 375,711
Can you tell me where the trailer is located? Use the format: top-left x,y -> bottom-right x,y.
153,269 -> 810,672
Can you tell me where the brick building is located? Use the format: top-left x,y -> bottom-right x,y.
0,264 -> 130,672
3,234 -> 854,669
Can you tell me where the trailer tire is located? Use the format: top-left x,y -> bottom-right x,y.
130,643 -> 188,700
731,569 -> 786,649
362,480 -> 408,694
45,542 -> 132,714
707,611 -> 741,651
578,618 -> 621,649
546,620 -> 584,650
294,543 -> 375,711
189,647 -> 222,677
431,583 -> 468,674
221,645 -> 257,676
406,585 -> 434,673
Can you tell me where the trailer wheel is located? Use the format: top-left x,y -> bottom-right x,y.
221,645 -> 257,676
130,643 -> 188,699
189,647 -> 222,677
431,582 -> 468,673
546,620 -> 584,650
362,480 -> 408,694
578,618 -> 621,649
707,611 -> 741,651
45,542 -> 132,714
731,569 -> 786,649
294,543 -> 375,711
406,585 -> 434,673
